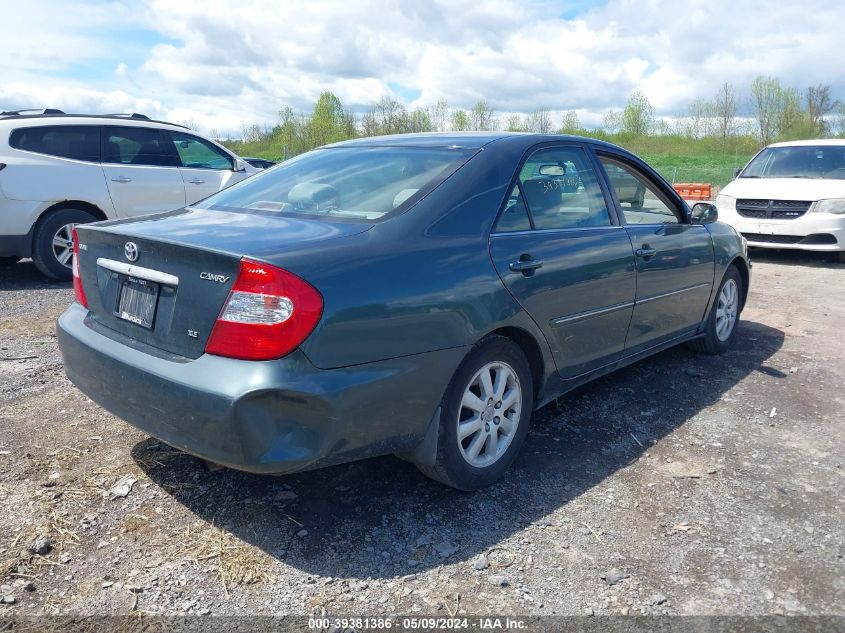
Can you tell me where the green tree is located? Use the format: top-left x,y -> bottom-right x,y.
272,105 -> 307,157
368,97 -> 410,135
408,108 -> 433,133
451,109 -> 470,131
470,100 -> 496,130
504,114 -> 527,132
602,109 -> 622,133
805,84 -> 838,135
559,111 -> 580,133
621,91 -> 654,136
527,108 -> 552,133
429,99 -> 450,132
713,82 -> 738,139
750,76 -> 783,144
303,92 -> 347,148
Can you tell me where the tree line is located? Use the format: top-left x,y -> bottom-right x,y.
221,76 -> 844,160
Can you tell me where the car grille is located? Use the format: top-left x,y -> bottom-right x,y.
741,232 -> 838,246
736,199 -> 812,220
742,233 -> 803,244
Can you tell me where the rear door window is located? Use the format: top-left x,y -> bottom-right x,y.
494,184 -> 532,232
103,127 -> 178,167
9,125 -> 101,162
517,146 -> 612,230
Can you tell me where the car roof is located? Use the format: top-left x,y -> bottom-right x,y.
0,114 -> 190,132
766,139 -> 845,148
324,131 -> 626,152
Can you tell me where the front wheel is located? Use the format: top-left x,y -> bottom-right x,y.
689,265 -> 743,354
417,335 -> 534,490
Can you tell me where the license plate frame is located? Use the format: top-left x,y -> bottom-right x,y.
115,276 -> 160,329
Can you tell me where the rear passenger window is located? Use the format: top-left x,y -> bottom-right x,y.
518,147 -> 611,230
494,184 -> 532,232
103,127 -> 177,167
9,125 -> 100,162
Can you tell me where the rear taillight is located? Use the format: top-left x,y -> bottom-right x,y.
71,228 -> 88,308
205,258 -> 323,361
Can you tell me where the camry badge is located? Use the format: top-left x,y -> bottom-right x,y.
124,242 -> 139,262
200,272 -> 230,283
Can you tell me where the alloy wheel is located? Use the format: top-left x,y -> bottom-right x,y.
715,278 -> 738,341
52,223 -> 77,269
456,361 -> 522,468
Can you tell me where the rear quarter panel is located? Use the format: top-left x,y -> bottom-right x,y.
0,149 -> 115,214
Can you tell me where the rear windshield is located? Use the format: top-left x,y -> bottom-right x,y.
197,146 -> 476,221
741,145 -> 845,180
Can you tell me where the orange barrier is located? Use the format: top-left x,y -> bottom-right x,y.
673,183 -> 712,201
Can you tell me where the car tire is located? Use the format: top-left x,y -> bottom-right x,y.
32,208 -> 98,281
689,265 -> 743,354
0,256 -> 21,267
417,335 -> 534,491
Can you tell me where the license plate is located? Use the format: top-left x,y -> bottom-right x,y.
116,276 -> 159,329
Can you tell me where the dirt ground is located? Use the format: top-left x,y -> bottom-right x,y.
0,249 -> 843,619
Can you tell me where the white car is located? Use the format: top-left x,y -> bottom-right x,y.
715,139 -> 845,260
0,110 -> 257,279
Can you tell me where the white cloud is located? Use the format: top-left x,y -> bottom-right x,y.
1,0 -> 843,135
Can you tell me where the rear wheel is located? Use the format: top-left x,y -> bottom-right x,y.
689,265 -> 742,354
0,256 -> 21,267
417,335 -> 534,490
32,208 -> 98,280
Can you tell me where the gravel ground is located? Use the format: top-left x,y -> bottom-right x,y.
0,250 -> 843,619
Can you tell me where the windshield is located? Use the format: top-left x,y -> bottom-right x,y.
741,145 -> 845,180
198,146 -> 475,221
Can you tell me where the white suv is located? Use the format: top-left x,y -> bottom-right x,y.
715,139 -> 845,260
0,111 -> 257,279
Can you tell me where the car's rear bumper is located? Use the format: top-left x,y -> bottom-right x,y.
57,303 -> 463,474
719,211 -> 845,252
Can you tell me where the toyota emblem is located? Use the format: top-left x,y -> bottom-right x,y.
124,242 -> 139,262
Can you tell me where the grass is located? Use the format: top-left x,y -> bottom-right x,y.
587,132 -> 760,187
170,522 -> 272,592
222,133 -> 764,189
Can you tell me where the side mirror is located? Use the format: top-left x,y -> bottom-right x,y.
233,158 -> 247,172
691,202 -> 718,224
733,168 -> 742,179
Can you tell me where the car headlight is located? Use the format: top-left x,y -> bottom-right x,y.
813,198 -> 845,214
715,194 -> 736,211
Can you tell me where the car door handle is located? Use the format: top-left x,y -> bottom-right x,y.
635,246 -> 657,258
509,258 -> 544,273
188,178 -> 205,184
110,177 -> 131,183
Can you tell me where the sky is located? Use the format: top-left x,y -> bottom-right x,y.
1,0 -> 844,136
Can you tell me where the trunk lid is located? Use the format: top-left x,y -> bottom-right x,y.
75,207 -> 371,359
